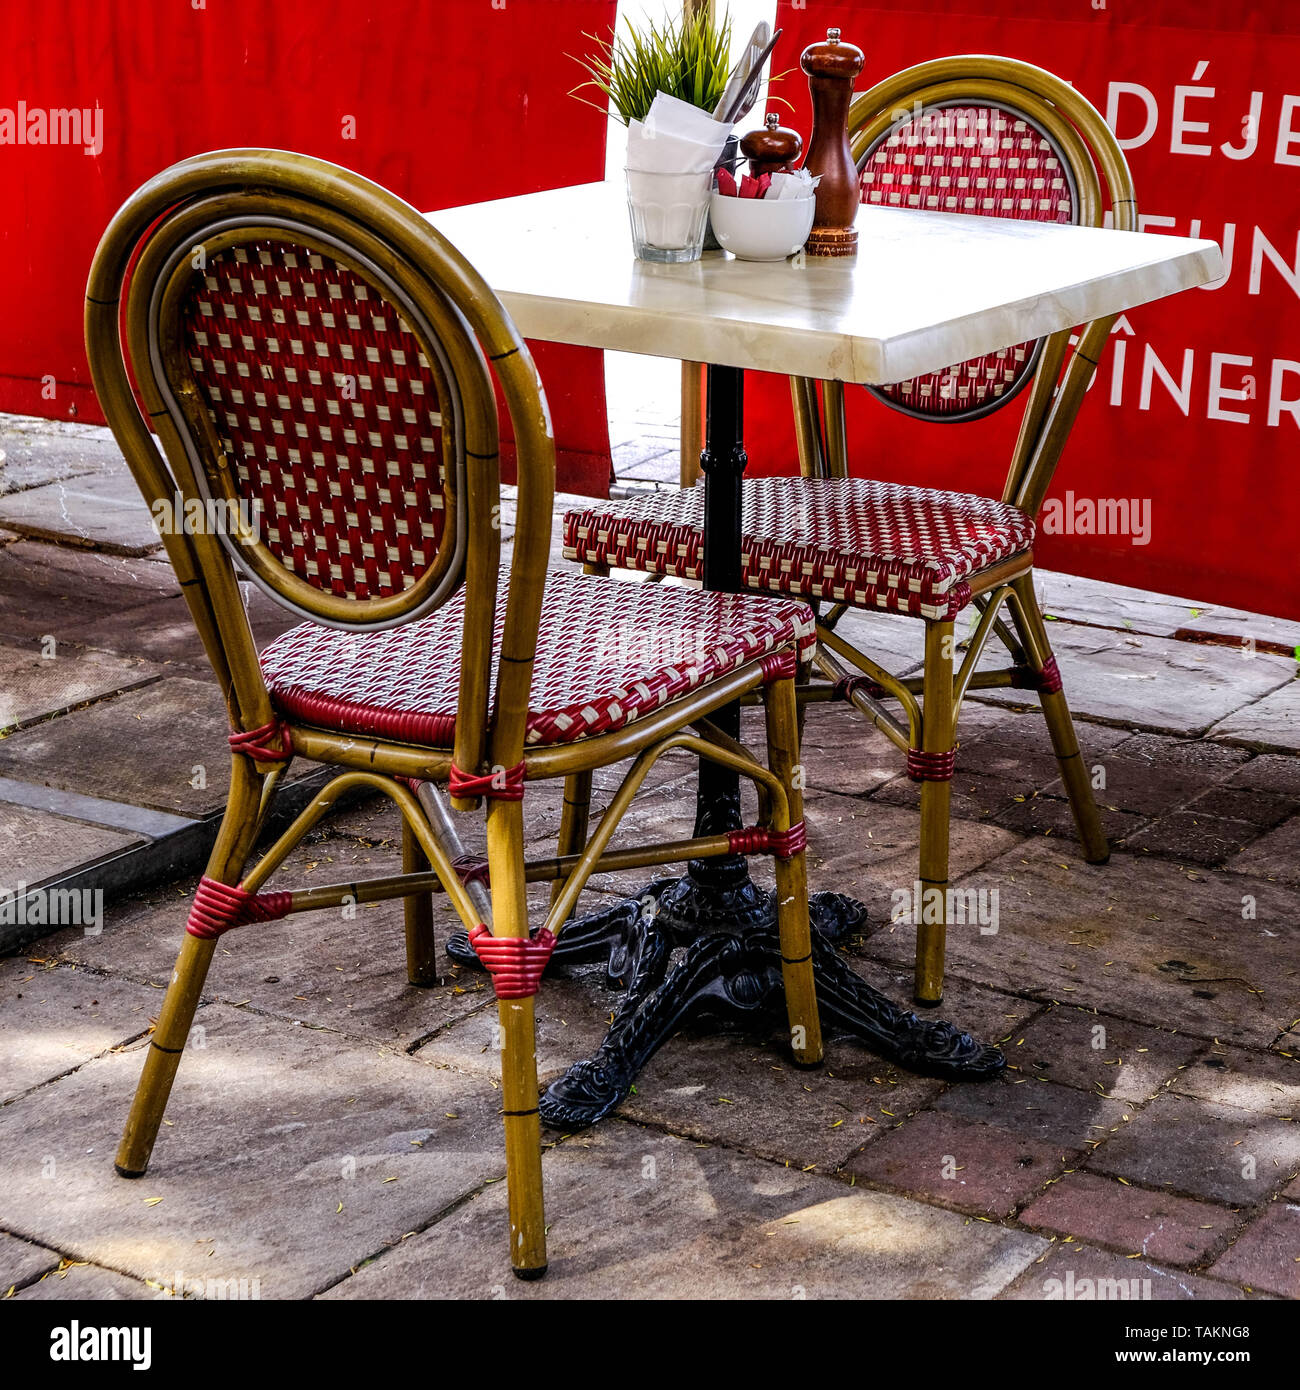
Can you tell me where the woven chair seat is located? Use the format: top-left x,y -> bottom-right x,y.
563,477 -> 1034,621
260,567 -> 815,748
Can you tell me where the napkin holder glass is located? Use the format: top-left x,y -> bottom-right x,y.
626,167 -> 712,263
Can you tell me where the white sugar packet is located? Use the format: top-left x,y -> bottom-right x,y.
767,168 -> 820,201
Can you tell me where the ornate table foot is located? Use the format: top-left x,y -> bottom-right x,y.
539,927 -> 784,1131
806,935 -> 1005,1079
446,869 -> 1003,1134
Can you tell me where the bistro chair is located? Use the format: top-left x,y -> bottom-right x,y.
563,57 -> 1135,1007
84,149 -> 822,1279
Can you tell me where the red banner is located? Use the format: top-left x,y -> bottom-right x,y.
764,0 -> 1300,618
0,0 -> 616,495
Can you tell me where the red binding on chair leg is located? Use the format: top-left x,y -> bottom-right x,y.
185,876 -> 294,940
1011,657 -> 1063,696
833,675 -> 888,702
452,853 -> 491,886
727,822 -> 807,859
906,748 -> 956,782
759,648 -> 798,683
449,760 -> 526,801
468,925 -> 556,999
1036,655 -> 1063,695
228,719 -> 293,762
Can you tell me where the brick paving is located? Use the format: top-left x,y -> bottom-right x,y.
1,402 -> 1298,1300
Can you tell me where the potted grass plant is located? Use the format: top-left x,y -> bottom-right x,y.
574,6 -> 736,262
572,4 -> 733,126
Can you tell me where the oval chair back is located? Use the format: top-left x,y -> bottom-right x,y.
85,149 -> 555,804
795,56 -> 1136,521
859,99 -> 1077,421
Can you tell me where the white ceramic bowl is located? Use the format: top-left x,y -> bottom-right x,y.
708,190 -> 816,261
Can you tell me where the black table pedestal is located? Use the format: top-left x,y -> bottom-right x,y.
446,365 -> 1004,1130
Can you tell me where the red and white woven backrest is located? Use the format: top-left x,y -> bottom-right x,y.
859,103 -> 1076,420
180,238 -> 459,617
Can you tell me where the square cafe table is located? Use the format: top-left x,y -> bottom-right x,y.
427,182 -> 1223,1129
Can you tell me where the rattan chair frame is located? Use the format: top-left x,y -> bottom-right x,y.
86,149 -> 821,1279
634,58 -> 1134,1006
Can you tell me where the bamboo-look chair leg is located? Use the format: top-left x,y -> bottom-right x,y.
485,797 -> 547,1279
764,671 -> 824,1067
680,361 -> 706,488
1010,574 -> 1110,865
116,758 -> 266,1177
402,819 -> 440,986
548,770 -> 592,915
915,619 -> 956,1007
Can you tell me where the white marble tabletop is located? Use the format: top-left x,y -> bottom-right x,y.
426,181 -> 1222,385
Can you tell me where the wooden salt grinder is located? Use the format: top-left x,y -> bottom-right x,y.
801,27 -> 865,256
740,113 -> 802,181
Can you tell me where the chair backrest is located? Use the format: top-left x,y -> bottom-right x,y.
859,99 -> 1077,421
792,57 -> 1136,519
85,150 -> 555,793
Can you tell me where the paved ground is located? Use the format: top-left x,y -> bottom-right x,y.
1,400 -> 1298,1301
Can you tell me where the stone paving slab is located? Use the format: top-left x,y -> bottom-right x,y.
0,465 -> 163,556
969,622 -> 1293,737
1209,678 -> 1300,754
1170,1046 -> 1300,1119
1007,1004 -> 1203,1103
802,790 -> 1021,929
617,977 -> 1035,1172
932,1073 -> 1131,1150
1034,569 -> 1211,637
0,639 -> 161,732
876,769 -> 1146,849
51,840 -> 494,1052
819,605 -> 926,676
1086,1092 -> 1300,1206
0,804 -> 143,896
1209,1202 -> 1300,1298
1180,604 -> 1300,656
0,1231 -> 61,1290
0,1004 -> 508,1299
11,1261 -> 154,1300
1043,731 -> 1250,818
860,840 -> 1300,1050
0,677 -> 317,818
320,1120 -> 1046,1299
797,703 -> 909,798
999,1242 -> 1246,1300
0,956 -> 159,1103
0,416 -> 121,497
1123,810 -> 1271,869
1230,816 -> 1300,887
843,1108 -> 1074,1219
1018,1170 -> 1239,1266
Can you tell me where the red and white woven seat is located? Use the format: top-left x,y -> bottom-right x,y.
564,477 -> 1033,622
260,567 -> 815,748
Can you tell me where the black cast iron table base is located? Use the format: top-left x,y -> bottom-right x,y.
445,363 -> 1003,1129
446,861 -> 1005,1132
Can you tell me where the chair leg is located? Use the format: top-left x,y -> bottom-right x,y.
486,799 -> 547,1279
402,819 -> 440,986
548,770 -> 592,916
764,670 -> 823,1067
915,620 -> 956,1007
1010,575 -> 1110,865
116,760 -> 265,1177
116,933 -> 217,1177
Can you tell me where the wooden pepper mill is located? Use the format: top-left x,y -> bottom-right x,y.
800,26 -> 866,256
740,113 -> 803,181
